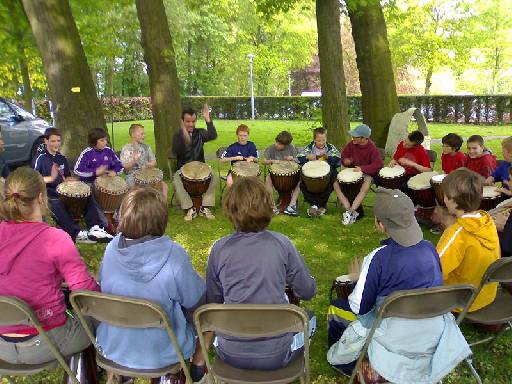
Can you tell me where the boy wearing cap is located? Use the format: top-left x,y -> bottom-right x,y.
327,188 -> 470,381
334,124 -> 383,225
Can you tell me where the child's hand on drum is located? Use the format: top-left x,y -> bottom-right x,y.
284,156 -> 294,161
388,159 -> 397,167
246,156 -> 256,163
96,165 -> 108,176
398,157 -> 414,167
306,154 -> 316,161
353,166 -> 362,172
235,156 -> 244,161
343,158 -> 352,167
106,170 -> 117,177
348,256 -> 362,282
497,187 -> 512,196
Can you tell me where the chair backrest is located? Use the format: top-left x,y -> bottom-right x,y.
70,291 -> 191,381
194,304 -> 308,337
0,296 -> 79,383
426,149 -> 437,164
481,257 -> 512,285
379,285 -> 475,320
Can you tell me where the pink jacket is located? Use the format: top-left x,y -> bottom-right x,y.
341,139 -> 384,177
0,221 -> 99,334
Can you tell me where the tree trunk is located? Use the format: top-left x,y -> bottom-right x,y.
424,65 -> 433,95
17,46 -> 33,112
316,0 -> 350,148
104,56 -> 114,96
348,0 -> 400,147
135,0 -> 182,170
21,0 -> 105,158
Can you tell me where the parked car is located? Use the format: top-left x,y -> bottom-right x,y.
0,97 -> 51,165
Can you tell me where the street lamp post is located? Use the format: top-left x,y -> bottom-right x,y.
248,53 -> 255,120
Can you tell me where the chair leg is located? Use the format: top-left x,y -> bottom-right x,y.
465,358 -> 482,384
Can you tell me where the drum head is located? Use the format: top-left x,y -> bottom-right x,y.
430,174 -> 447,184
181,161 -> 211,180
379,165 -> 405,178
134,168 -> 164,183
95,175 -> 129,194
269,161 -> 300,176
335,274 -> 353,283
483,186 -> 501,198
301,160 -> 330,178
57,181 -> 91,197
232,161 -> 260,177
407,171 -> 439,190
337,168 -> 363,183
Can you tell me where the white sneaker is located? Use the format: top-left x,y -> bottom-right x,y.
349,210 -> 359,224
308,205 -> 319,217
342,210 -> 352,225
76,230 -> 97,244
184,208 -> 197,222
88,225 -> 114,243
317,207 -> 326,216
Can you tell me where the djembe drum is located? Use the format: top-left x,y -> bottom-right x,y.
408,172 -> 439,220
180,161 -> 212,210
301,160 -> 331,194
480,186 -> 503,211
378,166 -> 406,190
337,168 -> 364,205
430,174 -> 447,207
329,274 -> 355,302
285,285 -> 301,306
269,161 -> 301,211
56,181 -> 91,220
231,161 -> 260,182
94,175 -> 129,226
133,168 -> 164,189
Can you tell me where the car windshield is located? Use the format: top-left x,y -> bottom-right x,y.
7,101 -> 35,120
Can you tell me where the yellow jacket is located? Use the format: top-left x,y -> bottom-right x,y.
437,211 -> 500,312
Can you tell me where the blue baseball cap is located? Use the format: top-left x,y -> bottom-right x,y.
349,124 -> 371,138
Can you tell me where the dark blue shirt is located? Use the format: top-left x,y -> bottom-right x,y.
491,161 -> 511,183
222,141 -> 258,164
33,151 -> 71,198
0,155 -> 9,178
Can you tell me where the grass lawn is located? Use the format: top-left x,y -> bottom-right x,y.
12,120 -> 512,383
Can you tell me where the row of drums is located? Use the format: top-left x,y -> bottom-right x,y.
56,168 -> 164,221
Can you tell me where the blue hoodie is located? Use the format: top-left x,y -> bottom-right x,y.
97,234 -> 205,369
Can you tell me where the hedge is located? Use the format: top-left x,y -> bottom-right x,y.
33,95 -> 512,124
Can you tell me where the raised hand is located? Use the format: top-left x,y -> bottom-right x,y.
202,103 -> 211,123
50,163 -> 59,182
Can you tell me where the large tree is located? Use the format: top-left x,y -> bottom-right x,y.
21,0 -> 105,157
135,0 -> 182,169
316,0 -> 350,147
347,0 -> 399,147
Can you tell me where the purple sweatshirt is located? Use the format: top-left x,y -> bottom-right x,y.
74,146 -> 123,182
0,221 -> 99,334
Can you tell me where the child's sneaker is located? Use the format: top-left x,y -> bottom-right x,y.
349,210 -> 359,224
283,205 -> 298,216
317,207 -> 326,216
184,208 -> 197,222
87,226 -> 113,243
272,206 -> 280,216
76,230 -> 97,244
307,205 -> 319,217
342,210 -> 352,225
199,207 -> 215,220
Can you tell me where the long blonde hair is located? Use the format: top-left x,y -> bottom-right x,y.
0,167 -> 47,221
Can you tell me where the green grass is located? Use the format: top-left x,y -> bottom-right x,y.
15,120 -> 512,384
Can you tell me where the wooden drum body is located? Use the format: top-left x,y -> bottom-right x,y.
337,168 -> 364,204
180,161 -> 212,210
134,168 -> 164,189
231,161 -> 261,183
430,174 -> 447,207
407,172 -> 438,208
56,181 -> 91,220
480,186 -> 503,211
378,166 -> 406,190
94,175 -> 129,213
301,160 -> 331,194
329,274 -> 355,302
269,161 -> 301,211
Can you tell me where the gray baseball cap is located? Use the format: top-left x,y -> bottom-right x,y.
349,124 -> 371,138
374,187 -> 423,247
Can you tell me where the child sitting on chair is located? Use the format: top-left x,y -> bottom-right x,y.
327,187 -> 471,382
335,124 -> 383,225
437,168 -> 500,313
465,135 -> 496,178
288,127 -> 340,217
206,177 -> 316,370
485,137 -> 512,197
74,128 -> 123,183
262,130 -> 299,215
221,124 -> 258,188
33,128 -> 112,243
97,187 -> 207,382
120,123 -> 168,197
441,133 -> 466,174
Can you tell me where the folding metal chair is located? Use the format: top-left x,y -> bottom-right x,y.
216,146 -> 229,196
167,149 -> 178,207
69,291 -> 192,383
194,304 -> 310,384
456,257 -> 512,347
0,296 -> 80,384
348,285 -> 481,384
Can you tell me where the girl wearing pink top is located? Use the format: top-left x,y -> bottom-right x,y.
0,167 -> 99,364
